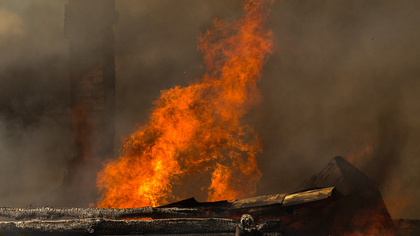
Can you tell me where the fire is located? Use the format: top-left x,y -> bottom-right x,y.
97,0 -> 274,208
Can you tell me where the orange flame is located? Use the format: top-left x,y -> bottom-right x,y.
96,0 -> 274,208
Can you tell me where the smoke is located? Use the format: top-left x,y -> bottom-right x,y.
0,0 -> 72,206
0,0 -> 420,219
252,0 -> 420,219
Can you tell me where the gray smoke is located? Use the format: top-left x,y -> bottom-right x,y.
252,0 -> 420,219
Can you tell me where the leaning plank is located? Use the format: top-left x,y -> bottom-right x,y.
0,218 -> 239,236
0,207 -> 199,220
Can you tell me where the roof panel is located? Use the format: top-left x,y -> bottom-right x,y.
229,193 -> 286,210
282,187 -> 335,207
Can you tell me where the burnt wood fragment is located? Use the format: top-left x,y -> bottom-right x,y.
0,218 -> 236,235
0,217 -> 282,236
0,206 -> 199,220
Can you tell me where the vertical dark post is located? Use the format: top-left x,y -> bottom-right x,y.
63,0 -> 118,205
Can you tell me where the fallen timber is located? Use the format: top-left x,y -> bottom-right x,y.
0,187 -> 335,221
0,187 -> 329,235
0,206 -> 200,220
0,188 -> 335,221
0,218 -> 282,236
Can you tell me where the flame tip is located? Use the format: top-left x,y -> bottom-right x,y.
97,0 -> 274,208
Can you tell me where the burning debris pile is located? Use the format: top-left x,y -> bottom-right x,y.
1,156 -> 416,235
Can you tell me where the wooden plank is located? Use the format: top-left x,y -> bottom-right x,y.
0,218 -> 239,236
229,194 -> 286,210
0,218 -> 282,236
0,207 -> 199,220
282,187 -> 334,207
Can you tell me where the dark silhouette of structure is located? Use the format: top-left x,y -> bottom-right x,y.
62,0 -> 118,206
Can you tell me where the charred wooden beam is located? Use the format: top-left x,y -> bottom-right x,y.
0,218 -> 237,236
0,218 -> 281,236
0,206 -> 199,220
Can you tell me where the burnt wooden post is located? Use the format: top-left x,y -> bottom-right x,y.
62,0 -> 118,205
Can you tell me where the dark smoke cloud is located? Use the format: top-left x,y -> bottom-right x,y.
0,0 -> 72,206
253,0 -> 420,219
0,0 -> 420,219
